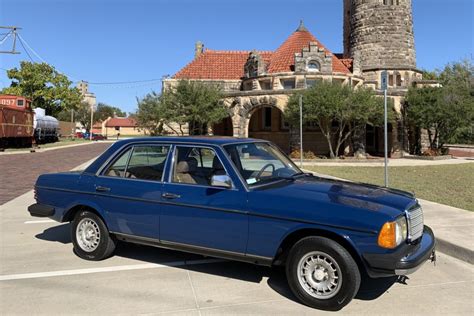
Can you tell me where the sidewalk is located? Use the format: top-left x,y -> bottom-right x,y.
309,171 -> 474,264
419,199 -> 474,264
301,158 -> 473,167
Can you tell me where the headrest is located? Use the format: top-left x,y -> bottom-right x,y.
212,156 -> 224,170
176,157 -> 198,173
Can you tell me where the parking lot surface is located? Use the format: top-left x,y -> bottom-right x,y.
0,142 -> 111,205
1,189 -> 473,315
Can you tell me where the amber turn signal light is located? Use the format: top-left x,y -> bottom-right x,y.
378,222 -> 397,249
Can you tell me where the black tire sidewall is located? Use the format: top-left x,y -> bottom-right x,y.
71,210 -> 114,261
286,236 -> 361,311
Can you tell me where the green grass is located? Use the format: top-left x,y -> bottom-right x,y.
306,163 -> 474,211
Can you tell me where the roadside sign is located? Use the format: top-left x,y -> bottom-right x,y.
381,71 -> 388,90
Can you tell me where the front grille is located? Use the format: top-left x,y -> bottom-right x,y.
407,206 -> 424,242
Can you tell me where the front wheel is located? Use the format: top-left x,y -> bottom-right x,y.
286,236 -> 361,311
71,210 -> 116,261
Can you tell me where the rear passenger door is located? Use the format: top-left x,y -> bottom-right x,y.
94,144 -> 171,239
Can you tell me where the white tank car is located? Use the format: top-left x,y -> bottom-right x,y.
34,108 -> 59,143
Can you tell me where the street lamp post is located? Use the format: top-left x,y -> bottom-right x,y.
90,103 -> 94,141
299,94 -> 303,168
381,71 -> 389,187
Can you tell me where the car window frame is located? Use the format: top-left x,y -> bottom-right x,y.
167,144 -> 236,190
98,143 -> 173,183
222,141 -> 303,190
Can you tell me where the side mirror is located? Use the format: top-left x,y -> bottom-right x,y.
211,174 -> 232,189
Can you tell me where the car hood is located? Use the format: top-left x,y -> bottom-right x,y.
248,175 -> 417,233
290,175 -> 416,213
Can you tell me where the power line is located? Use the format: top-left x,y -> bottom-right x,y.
87,78 -> 162,85
18,36 -> 35,62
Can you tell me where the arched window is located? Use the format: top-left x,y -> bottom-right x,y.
307,61 -> 321,72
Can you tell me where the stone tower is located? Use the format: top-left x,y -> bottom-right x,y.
343,0 -> 416,72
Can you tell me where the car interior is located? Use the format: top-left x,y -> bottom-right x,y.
173,147 -> 226,186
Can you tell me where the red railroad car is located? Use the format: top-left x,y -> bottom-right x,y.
0,94 -> 34,148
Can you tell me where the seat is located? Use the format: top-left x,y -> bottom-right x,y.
174,158 -> 208,185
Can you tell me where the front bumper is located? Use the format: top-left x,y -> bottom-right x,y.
28,203 -> 55,217
363,225 -> 436,278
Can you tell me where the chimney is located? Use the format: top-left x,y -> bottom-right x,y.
195,41 -> 204,59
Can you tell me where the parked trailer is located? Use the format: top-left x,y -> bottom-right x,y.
0,95 -> 34,148
33,108 -> 59,144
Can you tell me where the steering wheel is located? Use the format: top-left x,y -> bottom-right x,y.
256,163 -> 275,180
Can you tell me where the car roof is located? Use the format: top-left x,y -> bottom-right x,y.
83,136 -> 267,174
115,136 -> 266,146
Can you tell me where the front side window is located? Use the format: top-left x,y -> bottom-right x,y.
104,145 -> 170,181
224,142 -> 301,187
172,146 -> 228,186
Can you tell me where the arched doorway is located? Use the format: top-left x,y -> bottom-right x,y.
212,116 -> 234,136
247,105 -> 290,152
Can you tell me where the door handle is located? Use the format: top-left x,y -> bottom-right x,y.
95,186 -> 111,192
162,192 -> 181,199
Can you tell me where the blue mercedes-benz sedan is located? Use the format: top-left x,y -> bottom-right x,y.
28,137 -> 436,310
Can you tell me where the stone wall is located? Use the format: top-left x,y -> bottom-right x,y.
344,0 -> 416,70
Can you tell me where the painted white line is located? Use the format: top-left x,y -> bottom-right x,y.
0,258 -> 224,281
24,219 -> 56,224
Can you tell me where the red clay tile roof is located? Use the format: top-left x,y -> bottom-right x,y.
173,29 -> 350,79
174,50 -> 272,80
105,117 -> 137,127
340,58 -> 353,72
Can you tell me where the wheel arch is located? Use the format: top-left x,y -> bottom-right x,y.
273,227 -> 366,272
63,203 -> 109,229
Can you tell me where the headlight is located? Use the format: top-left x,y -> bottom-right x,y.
378,216 -> 408,249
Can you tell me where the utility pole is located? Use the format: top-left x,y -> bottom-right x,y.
70,109 -> 75,138
381,71 -> 389,187
0,26 -> 21,54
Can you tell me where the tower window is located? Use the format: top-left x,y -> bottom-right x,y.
307,61 -> 321,72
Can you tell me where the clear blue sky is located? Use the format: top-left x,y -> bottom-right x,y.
1,0 -> 472,114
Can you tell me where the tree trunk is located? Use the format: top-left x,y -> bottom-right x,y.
351,124 -> 367,158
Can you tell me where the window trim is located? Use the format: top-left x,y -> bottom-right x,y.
168,144 -> 236,189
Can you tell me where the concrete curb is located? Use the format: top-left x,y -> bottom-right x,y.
436,238 -> 474,265
0,140 -> 115,156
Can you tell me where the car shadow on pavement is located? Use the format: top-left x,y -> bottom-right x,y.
36,223 -> 401,304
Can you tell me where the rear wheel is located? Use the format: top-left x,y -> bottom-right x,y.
286,236 -> 360,311
71,210 -> 116,260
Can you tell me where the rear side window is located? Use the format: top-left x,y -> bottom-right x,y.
126,145 -> 170,181
103,145 -> 170,181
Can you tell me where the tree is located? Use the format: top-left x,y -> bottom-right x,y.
406,60 -> 474,151
165,80 -> 228,135
94,103 -> 126,122
135,92 -> 167,136
285,81 -> 390,158
1,61 -> 82,116
74,102 -> 94,133
136,80 -> 229,136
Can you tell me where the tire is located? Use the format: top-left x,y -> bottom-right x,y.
71,210 -> 116,261
286,236 -> 361,311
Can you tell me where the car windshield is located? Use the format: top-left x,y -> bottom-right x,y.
224,142 -> 303,187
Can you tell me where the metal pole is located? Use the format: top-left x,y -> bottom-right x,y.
90,104 -> 94,141
384,88 -> 389,187
70,109 -> 74,138
299,94 -> 303,167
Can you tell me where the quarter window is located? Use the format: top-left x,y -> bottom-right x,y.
104,148 -> 132,177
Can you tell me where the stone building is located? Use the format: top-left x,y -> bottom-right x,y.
163,0 -> 431,157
